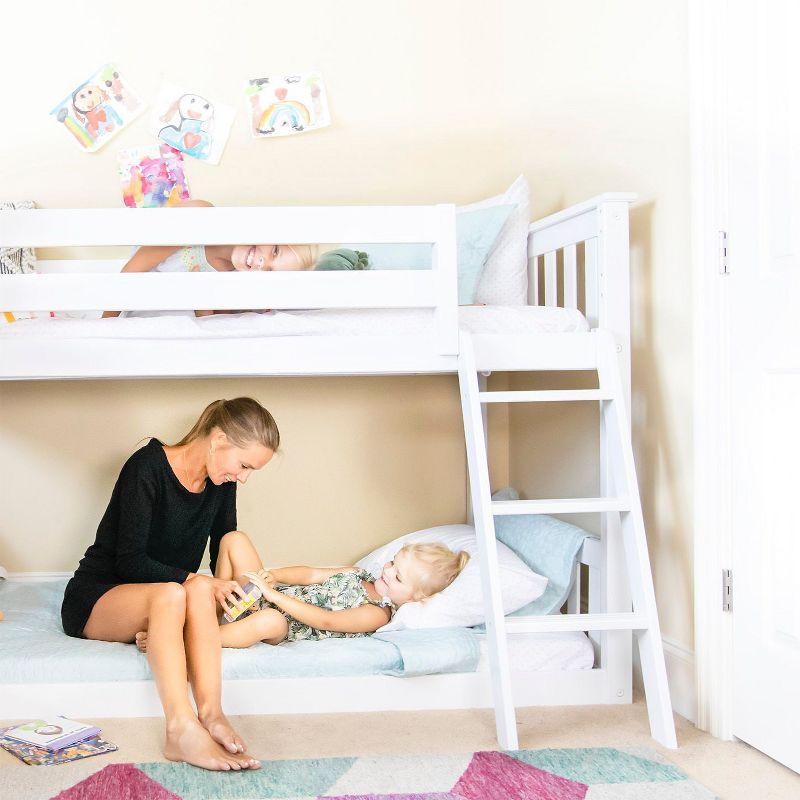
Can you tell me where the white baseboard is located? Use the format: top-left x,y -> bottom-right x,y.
633,636 -> 696,724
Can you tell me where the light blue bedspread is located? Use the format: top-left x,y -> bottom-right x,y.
0,579 -> 479,684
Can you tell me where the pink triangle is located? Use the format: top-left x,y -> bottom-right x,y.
453,751 -> 588,800
51,763 -> 181,800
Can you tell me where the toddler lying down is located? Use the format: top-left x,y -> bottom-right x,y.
136,530 -> 468,651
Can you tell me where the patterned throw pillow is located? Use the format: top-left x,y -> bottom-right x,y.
2,200 -> 39,324
0,200 -> 36,275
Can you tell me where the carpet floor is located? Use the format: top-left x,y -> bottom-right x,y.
1,698 -> 798,799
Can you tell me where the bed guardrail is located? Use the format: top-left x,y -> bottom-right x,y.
527,192 -> 636,398
0,204 -> 459,354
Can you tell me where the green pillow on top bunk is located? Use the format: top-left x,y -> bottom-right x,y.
314,248 -> 370,271
344,203 -> 515,305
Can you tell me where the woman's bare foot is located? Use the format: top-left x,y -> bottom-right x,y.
135,631 -> 148,653
164,717 -> 259,771
199,710 -> 247,755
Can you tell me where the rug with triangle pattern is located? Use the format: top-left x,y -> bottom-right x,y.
37,746 -> 716,799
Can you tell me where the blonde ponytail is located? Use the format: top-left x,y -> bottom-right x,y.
172,397 -> 280,451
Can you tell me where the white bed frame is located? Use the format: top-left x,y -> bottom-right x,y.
0,195 -> 677,750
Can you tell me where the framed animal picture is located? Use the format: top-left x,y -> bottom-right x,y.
118,145 -> 191,208
246,72 -> 331,138
152,83 -> 235,165
50,64 -> 145,153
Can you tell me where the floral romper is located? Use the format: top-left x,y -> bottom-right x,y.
256,568 -> 393,642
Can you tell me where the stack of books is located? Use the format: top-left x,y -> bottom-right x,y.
0,716 -> 117,766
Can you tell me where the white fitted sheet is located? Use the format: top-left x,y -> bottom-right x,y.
0,305 -> 589,340
476,631 -> 595,672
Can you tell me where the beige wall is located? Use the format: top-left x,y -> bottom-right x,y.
0,2 -> 692,649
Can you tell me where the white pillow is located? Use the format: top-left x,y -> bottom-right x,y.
356,524 -> 548,632
460,175 -> 531,306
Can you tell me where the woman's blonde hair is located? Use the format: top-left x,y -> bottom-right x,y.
173,397 -> 280,451
398,542 -> 471,601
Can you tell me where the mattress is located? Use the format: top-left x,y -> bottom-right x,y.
475,631 -> 594,672
0,305 -> 589,340
0,579 -> 593,684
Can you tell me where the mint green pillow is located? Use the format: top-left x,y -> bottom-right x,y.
344,203 -> 514,304
455,204 -> 514,304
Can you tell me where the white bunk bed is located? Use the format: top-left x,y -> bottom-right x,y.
0,195 -> 678,750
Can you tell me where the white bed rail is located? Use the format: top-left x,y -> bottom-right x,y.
0,204 -> 459,354
526,192 -> 635,394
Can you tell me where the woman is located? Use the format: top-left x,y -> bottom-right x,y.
61,397 -> 277,771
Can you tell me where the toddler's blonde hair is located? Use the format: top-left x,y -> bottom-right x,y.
398,542 -> 471,601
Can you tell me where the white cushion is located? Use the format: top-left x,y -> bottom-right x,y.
460,175 -> 531,306
356,524 -> 548,632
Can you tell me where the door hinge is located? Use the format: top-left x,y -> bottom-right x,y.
718,230 -> 729,275
722,568 -> 733,612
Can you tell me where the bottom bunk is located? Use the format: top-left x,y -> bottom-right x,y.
0,567 -> 607,720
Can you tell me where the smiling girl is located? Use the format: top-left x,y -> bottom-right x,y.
102,199 -> 319,318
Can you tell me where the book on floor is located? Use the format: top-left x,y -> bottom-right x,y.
2,717 -> 101,751
0,727 -> 118,766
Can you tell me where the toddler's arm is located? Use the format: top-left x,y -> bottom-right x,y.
101,246 -> 181,318
262,585 -> 390,634
267,565 -> 356,586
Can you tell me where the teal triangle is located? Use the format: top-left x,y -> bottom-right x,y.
138,756 -> 356,798
508,748 -> 687,784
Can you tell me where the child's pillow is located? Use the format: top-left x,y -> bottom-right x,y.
344,204 -> 513,305
461,174 -> 531,306
454,205 -> 514,304
356,524 -> 548,632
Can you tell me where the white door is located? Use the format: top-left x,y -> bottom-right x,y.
727,0 -> 800,773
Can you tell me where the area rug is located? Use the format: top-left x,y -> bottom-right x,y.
43,747 -> 717,799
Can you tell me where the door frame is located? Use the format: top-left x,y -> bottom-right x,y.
689,0 -> 735,740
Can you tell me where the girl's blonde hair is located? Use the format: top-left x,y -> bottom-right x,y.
173,397 -> 280,452
398,542 -> 471,601
286,244 -> 321,270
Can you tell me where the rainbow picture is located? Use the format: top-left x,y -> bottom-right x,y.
246,72 -> 331,138
257,100 -> 311,134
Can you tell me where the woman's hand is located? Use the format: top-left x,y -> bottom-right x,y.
187,574 -> 249,616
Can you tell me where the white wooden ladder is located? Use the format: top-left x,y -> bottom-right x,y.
457,330 -> 677,751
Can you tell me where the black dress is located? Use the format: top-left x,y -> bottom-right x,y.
61,438 -> 237,638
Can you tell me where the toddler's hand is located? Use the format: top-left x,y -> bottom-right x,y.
243,570 -> 275,597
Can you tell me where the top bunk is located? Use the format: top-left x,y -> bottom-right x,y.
0,194 -> 635,380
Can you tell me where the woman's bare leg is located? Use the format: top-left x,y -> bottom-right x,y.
183,530 -> 266,752
182,574 -> 255,758
83,583 -> 256,771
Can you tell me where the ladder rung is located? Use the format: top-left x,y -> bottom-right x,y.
478,390 -> 613,403
505,612 -> 648,634
492,497 -> 630,515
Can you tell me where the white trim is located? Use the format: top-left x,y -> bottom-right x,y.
690,0 -> 734,740
633,637 -> 696,724
662,637 -> 697,724
0,669 -> 610,720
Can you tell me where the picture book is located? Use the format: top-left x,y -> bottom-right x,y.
3,717 -> 100,751
0,727 -> 117,767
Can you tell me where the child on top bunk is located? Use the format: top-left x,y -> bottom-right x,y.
102,199 -> 369,318
135,530 -> 468,650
